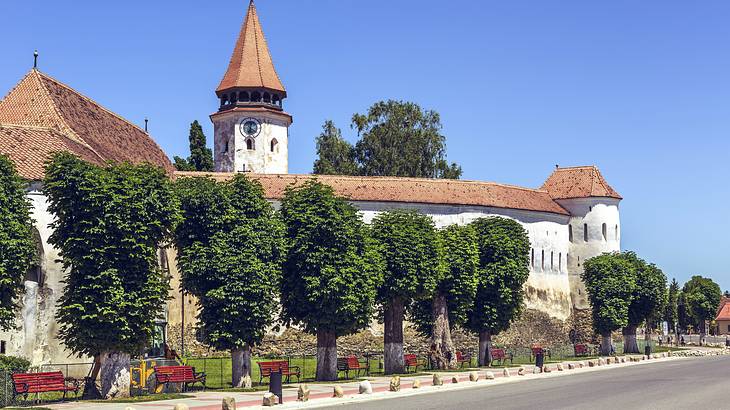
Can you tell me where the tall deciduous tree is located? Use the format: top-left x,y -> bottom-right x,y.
665,278 -> 680,335
174,175 -> 284,388
313,120 -> 358,176
280,180 -> 383,381
0,154 -> 35,331
351,100 -> 462,179
44,153 -> 178,398
174,120 -> 214,172
411,224 -> 479,369
464,217 -> 530,366
618,252 -> 667,353
682,275 -> 722,341
582,253 -> 636,356
371,210 -> 441,374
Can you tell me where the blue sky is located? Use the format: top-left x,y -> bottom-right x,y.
2,1 -> 729,290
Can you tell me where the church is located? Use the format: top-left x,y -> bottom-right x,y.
0,1 -> 621,365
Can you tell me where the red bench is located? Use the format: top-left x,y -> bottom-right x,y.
490,348 -> 513,366
12,371 -> 79,400
257,360 -> 301,384
530,345 -> 552,362
337,355 -> 367,379
574,343 -> 591,357
154,366 -> 206,391
456,351 -> 472,368
404,354 -> 423,373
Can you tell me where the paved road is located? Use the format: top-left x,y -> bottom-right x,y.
323,355 -> 730,410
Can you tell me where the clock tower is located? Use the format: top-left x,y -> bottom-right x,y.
212,0 -> 291,174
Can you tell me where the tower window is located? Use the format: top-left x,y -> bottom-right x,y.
602,223 -> 607,241
221,94 -> 228,106
615,224 -> 618,240
263,92 -> 271,103
251,91 -> 261,102
550,251 -> 554,271
246,138 -> 255,150
25,228 -> 44,286
541,250 -> 545,271
230,92 -> 237,103
583,224 -> 588,242
223,139 -> 229,153
569,225 -> 573,242
239,91 -> 250,102
559,253 -> 562,272
531,249 -> 534,267
271,138 -> 279,153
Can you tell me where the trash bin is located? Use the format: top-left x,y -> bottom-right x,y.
535,351 -> 544,370
644,345 -> 652,357
269,370 -> 283,404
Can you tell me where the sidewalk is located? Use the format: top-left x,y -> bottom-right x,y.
42,353 -> 700,410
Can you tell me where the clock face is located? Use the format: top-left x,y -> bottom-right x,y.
240,118 -> 261,138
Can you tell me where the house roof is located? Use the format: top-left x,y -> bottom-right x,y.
175,172 -> 570,216
0,69 -> 174,180
216,0 -> 286,95
716,301 -> 730,321
541,166 -> 622,200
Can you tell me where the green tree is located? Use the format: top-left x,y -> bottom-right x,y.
174,174 -> 284,387
410,224 -> 479,369
464,217 -> 530,366
371,210 -> 441,374
582,253 -> 637,356
682,275 -> 722,341
173,120 -> 214,172
313,120 -> 358,175
352,100 -> 462,179
665,278 -> 680,334
44,152 -> 178,398
618,252 -> 667,353
0,154 -> 35,331
279,180 -> 383,381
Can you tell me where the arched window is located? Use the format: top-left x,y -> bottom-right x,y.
221,94 -> 228,106
251,91 -> 262,102
239,91 -> 250,102
531,249 -> 534,267
615,224 -> 619,240
602,223 -> 607,241
550,251 -> 554,271
541,250 -> 545,271
25,228 -> 44,286
583,223 -> 588,242
272,94 -> 280,106
246,138 -> 255,150
559,253 -> 562,272
230,92 -> 237,103
263,92 -> 271,103
569,225 -> 573,242
270,138 -> 278,153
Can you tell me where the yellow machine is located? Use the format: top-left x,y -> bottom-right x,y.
130,320 -> 182,393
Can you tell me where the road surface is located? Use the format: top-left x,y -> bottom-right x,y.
322,355 -> 730,410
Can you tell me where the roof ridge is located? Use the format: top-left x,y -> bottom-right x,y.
252,4 -> 265,87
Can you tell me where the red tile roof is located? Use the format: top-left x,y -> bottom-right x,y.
0,70 -> 174,180
541,166 -> 622,200
716,302 -> 730,321
175,172 -> 570,215
217,0 -> 286,94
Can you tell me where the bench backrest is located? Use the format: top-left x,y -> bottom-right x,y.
531,346 -> 544,355
404,354 -> 418,366
491,348 -> 506,359
258,360 -> 290,376
574,344 -> 588,354
12,371 -> 66,393
347,356 -> 362,369
155,366 -> 196,383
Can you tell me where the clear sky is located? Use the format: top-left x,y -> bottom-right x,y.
2,1 -> 729,291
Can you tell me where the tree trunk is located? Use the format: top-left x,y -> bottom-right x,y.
99,351 -> 131,399
232,345 -> 253,388
316,329 -> 338,381
430,294 -> 457,370
478,331 -> 492,367
700,320 -> 707,345
600,334 -> 612,356
622,325 -> 639,354
384,297 -> 405,375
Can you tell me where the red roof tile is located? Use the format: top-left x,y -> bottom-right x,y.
541,166 -> 622,200
716,302 -> 730,321
217,0 -> 286,94
175,172 -> 570,216
0,70 -> 174,180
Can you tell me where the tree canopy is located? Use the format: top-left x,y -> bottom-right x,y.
44,152 -> 178,357
665,278 -> 680,333
0,154 -> 35,331
174,120 -> 214,172
682,275 -> 721,335
312,100 -> 462,179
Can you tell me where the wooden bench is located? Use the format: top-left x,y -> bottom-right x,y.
490,348 -> 513,366
574,343 -> 591,357
337,355 -> 367,379
456,351 -> 472,368
12,371 -> 80,400
404,354 -> 423,373
530,345 -> 551,362
154,366 -> 206,391
257,360 -> 301,384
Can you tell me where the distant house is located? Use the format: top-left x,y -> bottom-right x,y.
716,297 -> 730,335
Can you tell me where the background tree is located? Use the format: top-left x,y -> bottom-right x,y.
44,153 -> 178,398
464,217 -> 530,366
618,252 -> 667,353
173,120 -> 214,172
665,278 -> 680,336
410,224 -> 479,369
0,154 -> 35,331
279,180 -> 383,381
678,291 -> 690,335
351,100 -> 462,179
174,175 -> 284,388
313,120 -> 358,175
371,210 -> 441,374
582,253 -> 637,356
682,275 -> 722,341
